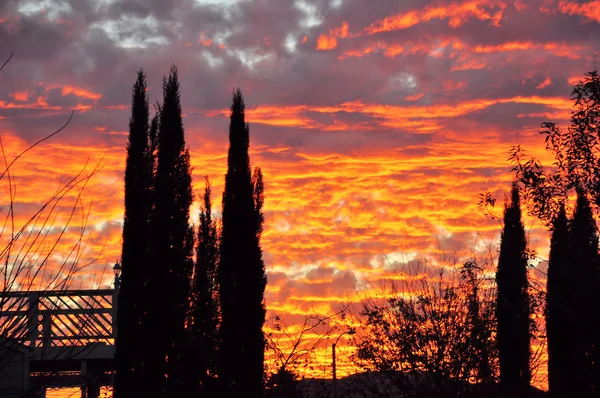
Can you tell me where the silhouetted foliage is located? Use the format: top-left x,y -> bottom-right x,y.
496,185 -> 531,395
567,191 -> 600,395
546,204 -> 571,396
185,176 -> 220,393
115,70 -> 154,396
462,261 -> 494,385
510,70 -> 600,225
218,89 -> 267,396
489,69 -> 600,396
143,65 -> 194,394
265,367 -> 304,398
265,309 -> 349,382
357,260 -> 497,398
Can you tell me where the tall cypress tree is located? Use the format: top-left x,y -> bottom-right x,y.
115,70 -> 154,397
219,89 -> 267,396
496,184 -> 531,395
144,65 -> 194,394
568,190 -> 599,394
187,176 -> 220,393
546,204 -> 571,396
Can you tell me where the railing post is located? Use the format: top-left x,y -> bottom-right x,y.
41,312 -> 51,349
28,293 -> 39,347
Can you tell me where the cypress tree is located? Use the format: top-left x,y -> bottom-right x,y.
546,204 -> 572,396
115,70 -> 154,397
219,89 -> 267,396
568,190 -> 599,394
144,65 -> 194,394
496,184 -> 531,395
187,176 -> 220,393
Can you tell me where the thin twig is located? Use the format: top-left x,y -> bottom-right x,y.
0,110 -> 74,181
0,52 -> 13,72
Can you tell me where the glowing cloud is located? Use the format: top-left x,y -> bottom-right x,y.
558,0 -> 600,23
365,0 -> 507,34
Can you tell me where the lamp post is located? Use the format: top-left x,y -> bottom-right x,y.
331,329 -> 355,398
112,261 -> 121,340
113,261 -> 122,290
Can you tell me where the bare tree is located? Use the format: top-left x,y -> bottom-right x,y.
354,257 -> 498,398
264,304 -> 353,397
0,53 -> 105,385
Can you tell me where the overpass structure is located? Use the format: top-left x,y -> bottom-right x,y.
0,274 -> 119,398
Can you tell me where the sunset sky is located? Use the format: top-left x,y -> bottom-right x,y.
1,0 -> 600,388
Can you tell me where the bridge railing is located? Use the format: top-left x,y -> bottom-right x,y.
0,289 -> 115,348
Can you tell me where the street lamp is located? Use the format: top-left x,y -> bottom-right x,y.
112,261 -> 122,340
113,261 -> 122,289
331,328 -> 355,398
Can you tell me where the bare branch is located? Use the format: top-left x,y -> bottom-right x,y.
0,110 -> 74,182
0,52 -> 13,72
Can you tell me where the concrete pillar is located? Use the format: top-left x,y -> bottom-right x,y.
81,360 -> 88,398
81,360 -> 100,398
27,293 -> 39,347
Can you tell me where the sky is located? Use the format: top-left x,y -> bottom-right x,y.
1,0 -> 600,388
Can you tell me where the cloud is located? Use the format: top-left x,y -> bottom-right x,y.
364,0 -> 507,34
558,0 -> 600,23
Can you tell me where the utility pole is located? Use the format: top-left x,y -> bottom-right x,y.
332,342 -> 337,398
331,329 -> 355,398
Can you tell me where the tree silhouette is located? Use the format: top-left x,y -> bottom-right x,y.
218,89 -> 267,396
114,69 -> 154,397
463,261 -> 494,385
185,176 -> 220,393
357,260 -> 498,398
143,65 -> 194,394
500,69 -> 600,396
510,70 -> 600,226
265,367 -> 304,398
496,185 -> 531,395
568,190 -> 599,394
546,204 -> 571,396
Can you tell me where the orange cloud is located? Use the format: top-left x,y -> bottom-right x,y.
316,22 -> 355,50
443,80 -> 467,91
451,58 -> 488,71
558,0 -> 600,22
470,40 -> 583,58
338,39 -> 458,60
11,91 -> 28,101
316,34 -> 338,50
199,32 -> 213,46
536,77 -> 552,89
202,95 -> 571,134
330,21 -> 352,38
514,0 -> 527,11
59,85 -> 102,101
337,37 -> 584,63
405,93 -> 424,101
365,0 -> 507,34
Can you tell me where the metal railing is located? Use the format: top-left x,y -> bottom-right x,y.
0,289 -> 116,348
